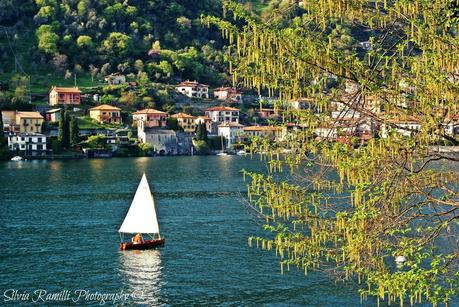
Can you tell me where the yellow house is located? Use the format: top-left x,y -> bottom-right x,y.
171,112 -> 197,133
1,111 -> 44,133
89,104 -> 121,124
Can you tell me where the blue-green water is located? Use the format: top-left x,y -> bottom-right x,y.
0,156 -> 372,306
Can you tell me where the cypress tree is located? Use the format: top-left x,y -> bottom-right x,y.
196,122 -> 208,141
57,109 -> 66,148
0,111 -> 9,159
64,110 -> 70,148
69,116 -> 79,146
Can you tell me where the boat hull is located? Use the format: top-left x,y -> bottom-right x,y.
120,238 -> 165,251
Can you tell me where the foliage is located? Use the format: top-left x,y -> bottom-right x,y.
167,117 -> 179,130
2,0 -> 228,86
57,109 -> 69,148
0,111 -> 9,160
205,1 -> 459,306
84,134 -> 107,149
193,139 -> 210,154
138,143 -> 153,156
69,116 -> 79,146
195,122 -> 208,141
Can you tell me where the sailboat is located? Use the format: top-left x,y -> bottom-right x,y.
119,173 -> 165,250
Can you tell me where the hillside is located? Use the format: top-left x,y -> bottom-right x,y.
0,0 -> 229,100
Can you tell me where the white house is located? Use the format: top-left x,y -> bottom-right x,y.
8,133 -> 47,155
205,106 -> 240,134
104,73 -> 126,85
205,106 -> 239,123
176,80 -> 209,98
381,119 -> 421,138
218,122 -> 244,148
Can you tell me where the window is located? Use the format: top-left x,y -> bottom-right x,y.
37,145 -> 43,150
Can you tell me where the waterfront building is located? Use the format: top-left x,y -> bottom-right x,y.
240,126 -> 283,142
89,105 -> 121,124
176,80 -> 209,98
7,133 -> 47,155
133,109 -> 168,128
213,87 -> 242,103
137,120 -> 178,155
45,108 -> 61,122
205,106 -> 240,134
218,122 -> 244,148
1,110 -> 44,134
49,86 -> 81,106
171,113 -> 197,133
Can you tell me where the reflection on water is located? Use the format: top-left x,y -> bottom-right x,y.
118,249 -> 164,305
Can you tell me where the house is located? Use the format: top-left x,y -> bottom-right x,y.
171,113 -> 197,133
7,133 -> 47,155
205,106 -> 240,134
2,111 -> 44,133
138,120 -> 178,155
218,122 -> 244,148
213,87 -> 243,103
381,118 -> 421,138
133,109 -> 168,128
240,126 -> 283,142
89,104 -> 121,124
1,111 -> 17,133
49,86 -> 81,106
104,73 -> 126,85
176,80 -> 209,98
194,116 -> 212,133
45,108 -> 61,122
258,108 -> 281,120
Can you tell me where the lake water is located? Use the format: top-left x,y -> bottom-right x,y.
0,156 -> 374,306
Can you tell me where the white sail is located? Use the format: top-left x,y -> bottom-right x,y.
119,174 -> 160,234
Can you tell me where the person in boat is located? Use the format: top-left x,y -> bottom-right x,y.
132,233 -> 143,244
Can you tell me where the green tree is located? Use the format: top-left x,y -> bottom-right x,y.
102,32 -> 132,59
84,134 -> 107,149
206,1 -> 459,306
195,122 -> 208,141
76,35 -> 93,49
167,117 -> 179,130
57,109 -> 70,148
37,30 -> 59,54
119,91 -> 138,105
0,111 -> 9,160
69,116 -> 79,146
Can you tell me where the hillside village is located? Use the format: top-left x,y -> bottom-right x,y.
2,74 -> 458,159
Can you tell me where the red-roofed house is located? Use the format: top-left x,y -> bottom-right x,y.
133,108 -> 168,128
241,126 -> 283,141
89,104 -> 121,124
49,86 -> 81,106
205,106 -> 240,134
176,80 -> 209,98
171,113 -> 197,133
